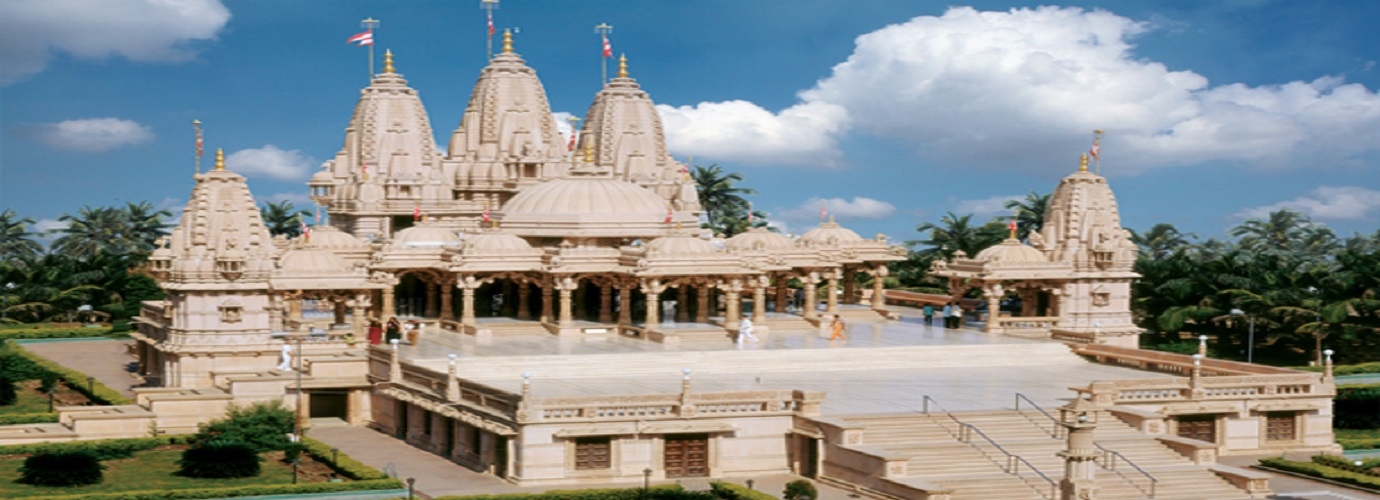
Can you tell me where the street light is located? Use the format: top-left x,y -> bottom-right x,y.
1230,309 -> 1256,364
47,385 -> 56,413
642,467 -> 653,499
407,477 -> 416,500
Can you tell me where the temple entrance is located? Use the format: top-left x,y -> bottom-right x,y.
308,390 -> 348,420
800,437 -> 819,478
395,273 -> 429,318
1177,414 -> 1217,443
663,434 -> 709,478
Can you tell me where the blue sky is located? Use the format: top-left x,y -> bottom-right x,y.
3,0 -> 1379,243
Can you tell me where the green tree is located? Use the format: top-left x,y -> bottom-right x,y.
692,164 -> 758,237
1130,223 -> 1195,261
1003,191 -> 1049,241
119,201 -> 173,255
51,206 -> 129,257
0,209 -> 45,259
911,212 -> 1005,260
260,201 -> 311,238
196,401 -> 296,452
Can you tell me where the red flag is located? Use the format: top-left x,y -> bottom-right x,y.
567,130 -> 577,152
482,206 -> 491,223
487,11 -> 495,38
300,219 -> 310,241
1089,143 -> 1100,161
195,129 -> 204,158
819,201 -> 827,222
602,34 -> 612,58
413,206 -> 421,221
664,207 -> 673,224
1009,218 -> 1017,233
347,30 -> 374,46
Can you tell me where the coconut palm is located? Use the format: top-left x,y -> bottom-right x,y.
0,209 -> 45,259
1003,191 -> 1049,241
692,164 -> 758,237
259,201 -> 311,238
120,201 -> 173,255
911,212 -> 1006,260
1130,223 -> 1196,261
51,206 -> 134,258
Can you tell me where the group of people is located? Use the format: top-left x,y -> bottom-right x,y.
734,314 -> 849,344
366,317 -> 422,345
922,303 -> 964,328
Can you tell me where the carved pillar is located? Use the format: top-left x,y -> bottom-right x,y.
459,275 -> 485,328
1058,400 -> 1100,500
288,296 -> 304,323
803,272 -> 820,320
676,286 -> 690,323
618,284 -> 632,325
871,265 -> 888,310
382,286 -> 396,319
695,285 -> 710,324
1020,288 -> 1037,317
842,268 -> 857,304
825,270 -> 840,315
269,294 -> 284,331
502,281 -> 516,317
642,279 -> 664,326
753,277 -> 768,323
984,284 -> 1003,334
723,278 -> 743,331
598,284 -> 613,323
775,276 -> 789,313
425,281 -> 439,318
350,293 -> 369,335
516,282 -> 531,321
439,278 -> 455,322
557,276 -> 576,327
540,280 -> 553,324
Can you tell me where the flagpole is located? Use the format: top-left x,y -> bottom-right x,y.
361,18 -> 380,77
193,119 -> 203,174
482,0 -> 499,61
1093,129 -> 1103,175
565,115 -> 580,159
595,23 -> 613,85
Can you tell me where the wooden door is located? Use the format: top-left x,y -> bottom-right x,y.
1177,415 -> 1217,443
664,434 -> 709,478
1266,412 -> 1297,441
801,437 -> 820,478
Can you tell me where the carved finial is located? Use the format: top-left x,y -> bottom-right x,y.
383,49 -> 395,74
214,148 -> 225,171
618,54 -> 628,78
502,29 -> 513,53
583,139 -> 594,163
1078,153 -> 1089,173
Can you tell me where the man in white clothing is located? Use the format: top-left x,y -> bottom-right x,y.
738,317 -> 760,343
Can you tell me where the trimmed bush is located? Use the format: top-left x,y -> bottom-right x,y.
177,440 -> 262,479
301,436 -> 388,480
17,478 -> 405,500
431,485 -> 701,500
1339,437 -> 1380,450
0,341 -> 132,405
711,482 -> 777,500
0,326 -> 114,340
18,450 -> 105,486
783,479 -> 819,500
194,401 -> 294,452
0,435 -> 188,460
1259,457 -> 1380,490
0,412 -> 61,425
0,374 -> 15,406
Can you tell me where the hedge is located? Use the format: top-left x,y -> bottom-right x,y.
0,413 -> 60,425
1313,454 -> 1380,475
433,484 -> 704,500
20,478 -> 406,500
0,340 -> 133,405
0,327 -> 114,340
1259,457 -> 1380,491
0,435 -> 190,460
711,481 -> 777,500
1335,385 -> 1380,429
1297,361 -> 1380,376
1339,437 -> 1380,450
302,436 -> 389,480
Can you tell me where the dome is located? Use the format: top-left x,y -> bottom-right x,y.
646,234 -> 719,255
309,168 -> 335,185
464,232 -> 533,252
393,223 -> 461,247
801,221 -> 864,246
502,177 -> 667,215
974,239 -> 1047,263
308,225 -> 368,249
278,247 -> 350,273
725,227 -> 794,251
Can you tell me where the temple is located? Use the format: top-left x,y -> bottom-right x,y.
0,29 -> 1343,500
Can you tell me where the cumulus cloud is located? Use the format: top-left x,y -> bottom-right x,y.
1235,186 -> 1380,221
780,196 -> 896,222
14,118 -> 154,152
953,195 -> 1023,218
225,145 -> 316,181
661,6 -> 1380,172
0,0 -> 230,84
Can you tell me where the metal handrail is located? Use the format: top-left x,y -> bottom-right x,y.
1011,454 -> 1059,500
1014,393 -> 1064,438
922,395 -> 1057,500
1095,442 -> 1158,499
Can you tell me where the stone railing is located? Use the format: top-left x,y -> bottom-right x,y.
1076,372 -> 1324,406
367,347 -> 521,420
994,316 -> 1059,333
1073,344 -> 1300,377
520,389 -> 822,425
1050,329 -> 1096,343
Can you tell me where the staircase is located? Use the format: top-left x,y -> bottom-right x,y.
818,408 -> 1256,500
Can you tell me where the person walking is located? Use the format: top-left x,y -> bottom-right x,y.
949,304 -> 963,329
404,319 -> 420,345
367,320 -> 383,345
384,317 -> 401,344
922,304 -> 934,325
941,303 -> 952,328
738,317 -> 759,344
828,314 -> 847,340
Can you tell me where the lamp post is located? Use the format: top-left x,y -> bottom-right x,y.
47,385 -> 55,413
291,457 -> 299,484
407,477 -> 416,500
1308,286 -> 1323,366
642,467 -> 653,499
1230,309 -> 1256,364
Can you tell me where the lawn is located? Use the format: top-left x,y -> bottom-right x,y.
0,449 -> 302,498
0,381 -> 90,416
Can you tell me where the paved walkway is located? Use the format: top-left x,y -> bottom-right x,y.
1219,455 -> 1380,500
16,338 -> 139,398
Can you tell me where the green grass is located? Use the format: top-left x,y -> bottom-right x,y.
0,450 -> 298,498
0,390 -> 58,416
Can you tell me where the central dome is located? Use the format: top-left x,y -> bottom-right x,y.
502,177 -> 667,215
974,238 -> 1047,263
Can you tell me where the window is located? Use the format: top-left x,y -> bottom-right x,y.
574,437 -> 611,470
218,300 -> 242,323
1265,412 -> 1296,441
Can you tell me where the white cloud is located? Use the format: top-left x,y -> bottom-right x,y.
225,145 -> 315,181
0,0 -> 230,84
1235,186 -> 1380,221
552,112 -> 577,137
657,100 -> 847,167
16,118 -> 154,152
953,195 -> 1023,217
780,196 -> 896,222
660,6 -> 1380,172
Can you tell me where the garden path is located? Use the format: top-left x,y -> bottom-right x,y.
17,338 -> 139,398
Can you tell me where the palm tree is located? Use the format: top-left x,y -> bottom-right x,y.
0,209 -> 45,259
1231,209 -> 1312,256
51,206 -> 133,258
259,201 -> 311,237
911,212 -> 1006,260
1131,223 -> 1196,261
1003,191 -> 1049,241
691,164 -> 758,237
120,201 -> 173,255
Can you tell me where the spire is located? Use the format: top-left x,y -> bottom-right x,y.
383,49 -> 395,74
617,54 -> 629,78
1078,153 -> 1089,173
502,29 -> 513,53
214,148 -> 226,171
